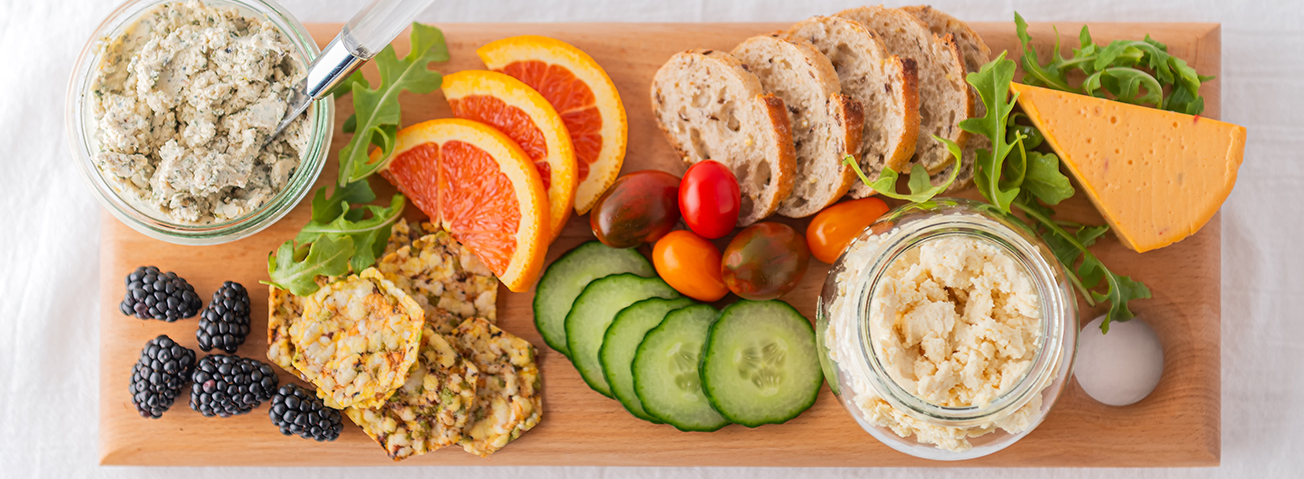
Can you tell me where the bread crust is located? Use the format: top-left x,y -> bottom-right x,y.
734,34 -> 864,217
649,49 -> 795,226
836,6 -> 973,176
886,56 -> 921,178
902,5 -> 993,192
785,15 -> 921,200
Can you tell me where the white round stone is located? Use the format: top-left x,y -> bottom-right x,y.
1075,315 -> 1164,406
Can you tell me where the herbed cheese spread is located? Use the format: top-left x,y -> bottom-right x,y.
91,0 -> 309,223
827,223 -> 1050,453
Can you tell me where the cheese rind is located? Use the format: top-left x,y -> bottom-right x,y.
1011,83 -> 1245,252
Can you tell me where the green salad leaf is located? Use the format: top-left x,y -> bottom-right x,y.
265,235 -> 355,296
844,139 -> 961,204
964,52 -> 1023,212
1015,12 -> 1213,115
295,181 -> 405,273
266,24 -> 447,296
337,23 -> 450,186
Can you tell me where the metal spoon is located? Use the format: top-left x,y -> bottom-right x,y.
264,0 -> 437,147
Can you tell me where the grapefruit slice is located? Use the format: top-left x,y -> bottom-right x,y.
477,35 -> 627,215
442,70 -> 576,242
379,119 -> 548,292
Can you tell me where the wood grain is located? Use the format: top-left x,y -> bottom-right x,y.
98,21 -> 1222,467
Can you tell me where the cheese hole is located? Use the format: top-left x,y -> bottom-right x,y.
1110,116 -> 1118,125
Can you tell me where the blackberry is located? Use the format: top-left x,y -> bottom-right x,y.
190,354 -> 279,417
269,383 -> 344,441
129,335 -> 196,419
120,266 -> 202,322
197,281 -> 252,353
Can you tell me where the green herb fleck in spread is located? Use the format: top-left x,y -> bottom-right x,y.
90,0 -> 311,224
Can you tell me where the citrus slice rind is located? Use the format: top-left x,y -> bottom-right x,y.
379,119 -> 548,293
477,35 -> 627,215
442,70 -> 576,243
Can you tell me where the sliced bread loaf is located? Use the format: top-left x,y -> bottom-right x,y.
650,49 -> 796,225
904,5 -> 992,192
731,34 -> 865,217
786,15 -> 919,199
836,6 -> 972,177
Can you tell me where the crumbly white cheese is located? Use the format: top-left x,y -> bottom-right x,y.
827,220 -> 1049,453
91,0 -> 309,223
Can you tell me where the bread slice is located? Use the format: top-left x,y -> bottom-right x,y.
731,34 -> 864,217
904,5 -> 992,192
836,6 -> 972,177
650,49 -> 796,225
901,5 -> 991,74
786,15 -> 919,199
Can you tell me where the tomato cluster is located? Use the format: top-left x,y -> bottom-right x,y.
589,161 -> 889,302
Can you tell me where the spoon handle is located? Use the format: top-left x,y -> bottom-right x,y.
342,0 -> 439,59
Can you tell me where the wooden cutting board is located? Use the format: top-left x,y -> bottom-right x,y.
98,21 -> 1222,467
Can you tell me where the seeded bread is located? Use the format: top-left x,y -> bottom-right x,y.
786,16 -> 920,199
837,6 -> 972,176
731,34 -> 864,217
904,5 -> 992,192
651,49 -> 796,225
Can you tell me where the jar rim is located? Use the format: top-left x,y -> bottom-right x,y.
64,0 -> 333,245
848,199 -> 1074,428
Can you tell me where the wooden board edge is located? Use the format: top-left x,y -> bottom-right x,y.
98,210 -> 118,466
92,21 -> 1226,468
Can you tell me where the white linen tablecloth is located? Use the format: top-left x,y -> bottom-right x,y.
2,0 -> 1299,476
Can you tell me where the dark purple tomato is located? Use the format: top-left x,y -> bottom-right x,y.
590,170 -> 682,248
721,222 -> 810,300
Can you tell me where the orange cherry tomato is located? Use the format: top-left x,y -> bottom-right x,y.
652,230 -> 728,302
806,197 -> 890,264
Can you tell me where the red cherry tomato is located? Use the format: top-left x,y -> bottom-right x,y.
590,170 -> 681,248
678,161 -> 741,239
806,197 -> 890,264
721,222 -> 810,300
652,230 -> 728,302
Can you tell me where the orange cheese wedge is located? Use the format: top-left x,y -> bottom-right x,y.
1010,83 -> 1246,253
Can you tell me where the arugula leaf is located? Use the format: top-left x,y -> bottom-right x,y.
330,70 -> 369,99
265,235 -> 355,296
266,24 -> 443,294
296,184 -> 405,273
337,23 -> 450,186
1021,151 -> 1075,206
844,138 -> 960,204
968,26 -> 1152,332
1015,13 -> 1073,92
1092,273 -> 1152,332
1015,199 -> 1151,332
1015,11 -> 1213,114
961,52 -> 1021,212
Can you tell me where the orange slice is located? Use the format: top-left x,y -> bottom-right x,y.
477,35 -> 627,215
442,70 -> 576,243
378,119 -> 548,292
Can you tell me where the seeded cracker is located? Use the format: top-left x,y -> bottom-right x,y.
290,268 -> 424,409
378,221 -> 499,333
451,317 -> 543,457
266,285 -> 304,378
384,218 -> 441,257
346,316 -> 480,460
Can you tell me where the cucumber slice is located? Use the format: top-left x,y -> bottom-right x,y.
534,241 -> 656,357
700,300 -> 823,427
566,274 -> 679,397
601,297 -> 696,422
633,304 -> 731,432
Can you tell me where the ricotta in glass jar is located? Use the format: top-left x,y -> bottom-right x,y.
817,199 -> 1077,459
90,0 -> 310,224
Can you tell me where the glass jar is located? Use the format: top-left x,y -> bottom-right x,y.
815,198 -> 1078,461
65,0 -> 333,245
